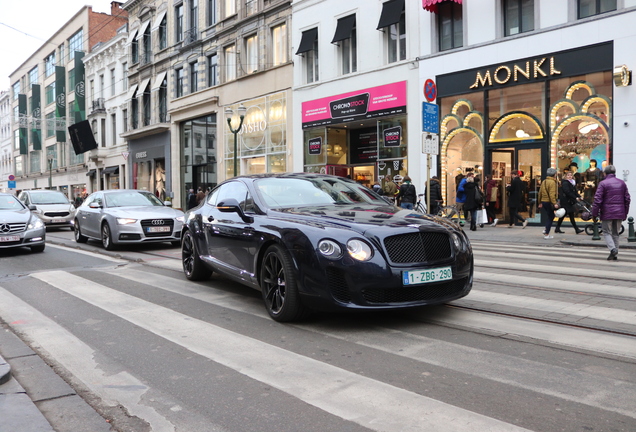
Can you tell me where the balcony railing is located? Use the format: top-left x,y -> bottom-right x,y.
91,98 -> 105,113
184,28 -> 199,45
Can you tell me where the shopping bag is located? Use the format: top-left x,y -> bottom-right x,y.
478,208 -> 488,224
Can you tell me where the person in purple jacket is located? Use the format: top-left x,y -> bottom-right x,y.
591,165 -> 631,260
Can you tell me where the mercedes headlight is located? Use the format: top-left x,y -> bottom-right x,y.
28,218 -> 44,229
347,239 -> 373,261
116,218 -> 137,225
318,239 -> 342,259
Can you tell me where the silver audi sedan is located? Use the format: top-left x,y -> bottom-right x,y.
73,189 -> 185,250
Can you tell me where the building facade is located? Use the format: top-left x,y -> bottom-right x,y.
0,91 -> 12,192
9,2 -> 128,199
292,0 -> 422,190
417,0 -> 636,223
84,25 -> 130,195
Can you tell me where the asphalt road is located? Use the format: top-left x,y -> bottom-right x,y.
1,229 -> 636,432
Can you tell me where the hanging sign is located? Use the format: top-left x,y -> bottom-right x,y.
308,137 -> 322,155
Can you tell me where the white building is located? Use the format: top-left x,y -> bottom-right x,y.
416,0 -> 636,223
0,90 -> 12,192
292,0 -> 423,190
83,25 -> 130,194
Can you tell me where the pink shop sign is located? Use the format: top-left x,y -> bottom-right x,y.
301,81 -> 407,129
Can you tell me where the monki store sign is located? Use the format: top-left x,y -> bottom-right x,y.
469,57 -> 561,89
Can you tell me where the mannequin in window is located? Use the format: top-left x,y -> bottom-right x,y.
569,162 -> 582,193
584,159 -> 602,202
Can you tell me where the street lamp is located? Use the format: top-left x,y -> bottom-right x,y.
225,105 -> 247,177
47,154 -> 54,189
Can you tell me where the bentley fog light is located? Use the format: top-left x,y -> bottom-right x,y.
347,239 -> 373,261
318,239 -> 342,258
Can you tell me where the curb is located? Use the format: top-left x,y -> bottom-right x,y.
0,354 -> 10,385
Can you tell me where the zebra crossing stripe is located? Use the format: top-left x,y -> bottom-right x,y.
29,270 -> 531,432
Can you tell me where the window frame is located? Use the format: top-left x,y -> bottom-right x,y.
577,0 -> 617,19
45,53 -> 56,77
340,24 -> 357,75
271,23 -> 288,66
438,1 -> 463,51
304,33 -> 319,84
68,29 -> 83,60
207,0 -> 217,25
224,45 -> 236,82
208,53 -> 218,87
245,34 -> 258,74
190,61 -> 199,92
386,11 -> 406,63
175,3 -> 184,43
176,68 -> 185,97
503,0 -> 534,36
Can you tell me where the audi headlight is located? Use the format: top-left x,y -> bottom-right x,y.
176,216 -> 185,223
28,218 -> 44,229
318,239 -> 342,259
116,218 -> 137,225
347,239 -> 373,261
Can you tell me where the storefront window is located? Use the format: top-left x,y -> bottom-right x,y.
224,92 -> 287,177
487,82 -> 545,131
182,114 -> 217,201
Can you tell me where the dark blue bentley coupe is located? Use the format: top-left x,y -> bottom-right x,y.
181,173 -> 473,322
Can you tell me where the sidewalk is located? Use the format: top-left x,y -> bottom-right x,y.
462,220 -> 636,249
2,220 -> 635,431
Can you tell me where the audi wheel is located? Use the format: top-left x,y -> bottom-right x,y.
102,223 -> 115,251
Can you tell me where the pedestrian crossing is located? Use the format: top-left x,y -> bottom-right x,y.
1,241 -> 636,431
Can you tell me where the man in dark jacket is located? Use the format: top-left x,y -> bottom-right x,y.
506,170 -> 528,228
425,176 -> 443,215
592,165 -> 631,260
397,176 -> 417,210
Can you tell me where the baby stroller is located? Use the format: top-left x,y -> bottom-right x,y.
575,200 -> 625,236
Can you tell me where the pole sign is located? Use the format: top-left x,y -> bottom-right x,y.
422,102 -> 439,134
422,133 -> 439,155
424,78 -> 437,102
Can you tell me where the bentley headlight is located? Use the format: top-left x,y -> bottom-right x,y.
28,218 -> 44,230
347,239 -> 373,261
116,218 -> 137,225
451,232 -> 462,251
318,239 -> 342,258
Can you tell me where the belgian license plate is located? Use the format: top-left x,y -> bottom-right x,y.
147,226 -> 171,233
52,219 -> 65,223
0,235 -> 20,242
403,267 -> 452,286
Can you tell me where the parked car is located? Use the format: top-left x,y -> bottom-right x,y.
0,193 -> 46,253
74,189 -> 185,250
180,173 -> 473,322
18,190 -> 75,230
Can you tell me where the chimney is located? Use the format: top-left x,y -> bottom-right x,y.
111,1 -> 124,16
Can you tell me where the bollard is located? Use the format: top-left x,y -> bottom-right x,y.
628,217 -> 636,243
592,218 -> 601,241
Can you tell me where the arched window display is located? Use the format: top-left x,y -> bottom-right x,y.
440,99 -> 484,206
550,79 -> 611,202
489,112 -> 544,142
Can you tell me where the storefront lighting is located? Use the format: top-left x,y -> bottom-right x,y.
578,121 -> 599,134
225,105 -> 247,177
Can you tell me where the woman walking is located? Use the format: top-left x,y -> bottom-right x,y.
539,168 -> 560,239
555,170 -> 584,234
463,176 -> 483,231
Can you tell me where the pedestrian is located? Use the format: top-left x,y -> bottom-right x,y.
456,172 -> 472,223
196,187 -> 206,204
555,170 -> 584,234
538,167 -> 559,239
372,182 -> 383,195
591,165 -> 631,260
383,177 -> 398,199
484,174 -> 498,226
397,175 -> 417,210
506,170 -> 528,229
186,188 -> 197,210
426,176 -> 443,215
462,175 -> 483,231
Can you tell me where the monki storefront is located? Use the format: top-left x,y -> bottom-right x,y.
436,42 -> 613,225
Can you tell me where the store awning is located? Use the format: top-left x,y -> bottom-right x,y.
331,15 -> 356,44
377,0 -> 405,30
125,83 -> 138,101
102,166 -> 119,175
126,28 -> 138,45
151,71 -> 167,92
296,28 -> 318,55
422,0 -> 462,13
136,20 -> 150,40
137,78 -> 151,96
86,169 -> 96,177
151,10 -> 167,31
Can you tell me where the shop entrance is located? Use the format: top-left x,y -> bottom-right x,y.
490,146 -> 543,224
190,164 -> 216,196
